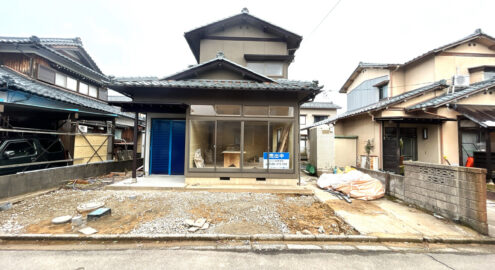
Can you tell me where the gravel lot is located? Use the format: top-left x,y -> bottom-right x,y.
0,189 -> 356,235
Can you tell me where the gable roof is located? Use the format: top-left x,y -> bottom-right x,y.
339,62 -> 400,93
304,80 -> 448,129
406,77 -> 495,111
301,102 -> 341,110
0,66 -> 131,118
161,53 -> 274,82
0,36 -> 106,82
402,29 -> 495,67
184,9 -> 302,63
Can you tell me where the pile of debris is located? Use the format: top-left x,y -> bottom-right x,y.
183,218 -> 211,232
64,171 -> 129,190
50,201 -> 111,235
317,168 -> 385,201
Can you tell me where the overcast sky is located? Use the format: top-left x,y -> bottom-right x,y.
1,0 -> 493,111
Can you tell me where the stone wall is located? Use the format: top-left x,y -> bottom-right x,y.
0,159 -> 143,200
404,161 -> 488,234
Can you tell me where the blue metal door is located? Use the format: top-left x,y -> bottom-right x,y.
150,119 -> 185,175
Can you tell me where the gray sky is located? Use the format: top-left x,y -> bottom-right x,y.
1,0 -> 493,111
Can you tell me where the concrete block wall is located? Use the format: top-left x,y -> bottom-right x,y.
0,159 -> 143,200
356,167 -> 405,200
404,161 -> 488,234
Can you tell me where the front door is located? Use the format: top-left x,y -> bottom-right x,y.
150,119 -> 185,175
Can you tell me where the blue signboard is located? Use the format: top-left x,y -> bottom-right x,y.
263,152 -> 290,169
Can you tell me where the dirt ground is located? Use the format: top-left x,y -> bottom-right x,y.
0,188 -> 356,236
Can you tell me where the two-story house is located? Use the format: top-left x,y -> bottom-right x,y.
306,29 -> 495,180
0,36 -> 141,165
109,9 -> 322,185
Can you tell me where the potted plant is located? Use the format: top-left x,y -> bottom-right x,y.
364,139 -> 374,169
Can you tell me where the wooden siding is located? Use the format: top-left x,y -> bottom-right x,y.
0,53 -> 50,77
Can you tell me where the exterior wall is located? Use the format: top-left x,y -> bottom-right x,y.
334,137 -> 357,167
394,123 -> 441,164
404,161 -> 488,234
347,75 -> 387,111
402,56 -> 436,93
469,69 -> 485,84
355,167 -> 405,200
199,24 -> 289,78
347,68 -> 389,94
300,108 -> 338,127
337,114 -> 381,167
456,89 -> 495,105
308,125 -> 335,174
197,69 -> 245,80
389,69 -> 405,97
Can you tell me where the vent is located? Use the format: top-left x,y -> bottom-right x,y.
220,177 -> 230,181
256,177 -> 266,181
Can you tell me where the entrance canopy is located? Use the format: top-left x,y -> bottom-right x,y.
454,104 -> 495,129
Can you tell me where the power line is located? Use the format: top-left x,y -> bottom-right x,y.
308,0 -> 343,38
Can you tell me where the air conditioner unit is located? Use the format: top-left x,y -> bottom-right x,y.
78,125 -> 88,133
453,75 -> 470,87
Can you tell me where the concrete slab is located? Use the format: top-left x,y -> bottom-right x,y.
186,185 -> 313,195
310,183 -> 482,239
105,175 -> 186,190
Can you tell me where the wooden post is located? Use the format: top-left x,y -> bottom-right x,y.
486,128 -> 492,183
132,112 -> 138,181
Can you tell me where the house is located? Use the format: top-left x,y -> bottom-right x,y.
0,36 -> 143,165
305,29 -> 495,180
109,8 -> 322,184
299,101 -> 341,160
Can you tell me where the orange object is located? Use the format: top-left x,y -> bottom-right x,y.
466,157 -> 474,167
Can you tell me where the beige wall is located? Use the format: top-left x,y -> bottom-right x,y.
402,56 -> 436,93
300,108 -> 338,127
197,70 -> 245,80
199,24 -> 289,78
334,137 -> 357,167
347,68 -> 390,94
308,125 -> 335,172
456,90 -> 495,105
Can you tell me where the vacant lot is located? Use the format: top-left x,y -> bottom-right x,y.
0,189 -> 356,235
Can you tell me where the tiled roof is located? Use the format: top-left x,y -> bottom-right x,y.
304,80 -> 448,129
301,102 -> 341,109
161,54 -> 275,82
110,78 -> 322,91
0,36 -> 106,80
406,77 -> 495,111
0,66 -> 132,118
403,29 -> 495,67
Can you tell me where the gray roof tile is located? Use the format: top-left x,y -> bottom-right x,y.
0,66 -> 132,118
301,102 -> 341,109
406,77 -> 495,111
304,80 -> 448,129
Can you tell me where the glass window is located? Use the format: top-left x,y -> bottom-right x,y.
244,106 -> 268,116
89,85 -> 98,97
215,105 -> 241,116
243,121 -> 268,170
190,105 -> 215,116
55,73 -> 67,87
314,115 -> 328,123
300,115 -> 306,125
189,120 -> 215,169
79,82 -> 89,95
67,77 -> 77,91
379,85 -> 388,99
216,121 -> 241,170
268,121 -> 294,170
270,106 -> 294,117
3,141 -> 36,158
246,62 -> 283,76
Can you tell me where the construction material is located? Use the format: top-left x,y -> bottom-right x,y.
87,207 -> 111,221
71,215 -> 84,226
78,226 -> 98,235
51,215 -> 72,224
77,202 -> 105,213
317,170 -> 384,200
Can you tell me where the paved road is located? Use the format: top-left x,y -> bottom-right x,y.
1,249 -> 494,270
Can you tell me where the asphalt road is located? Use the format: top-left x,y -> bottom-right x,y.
1,249 -> 494,270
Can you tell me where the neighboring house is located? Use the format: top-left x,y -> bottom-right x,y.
299,102 -> 341,160
306,29 -> 495,180
109,9 -> 322,185
0,36 -> 141,165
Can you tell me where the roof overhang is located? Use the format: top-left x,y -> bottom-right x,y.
339,63 -> 399,93
0,101 -> 117,120
454,104 -> 495,128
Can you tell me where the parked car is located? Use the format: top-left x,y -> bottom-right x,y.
0,136 -> 66,175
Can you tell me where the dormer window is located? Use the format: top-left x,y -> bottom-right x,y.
379,85 -> 388,100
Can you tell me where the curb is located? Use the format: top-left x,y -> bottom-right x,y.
0,233 -> 494,244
